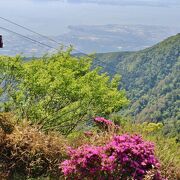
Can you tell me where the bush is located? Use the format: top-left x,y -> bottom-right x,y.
93,116 -> 119,132
114,119 -> 180,180
0,113 -> 68,179
60,134 -> 161,180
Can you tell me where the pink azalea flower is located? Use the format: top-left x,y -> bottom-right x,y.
60,134 -> 162,179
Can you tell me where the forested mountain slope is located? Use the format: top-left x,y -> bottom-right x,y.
95,34 -> 180,122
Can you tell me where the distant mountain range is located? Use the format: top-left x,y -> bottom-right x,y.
59,25 -> 180,53
1,25 -> 179,56
95,34 -> 180,123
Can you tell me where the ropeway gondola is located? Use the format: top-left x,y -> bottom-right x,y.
0,35 -> 3,48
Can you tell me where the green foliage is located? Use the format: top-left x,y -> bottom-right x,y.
163,120 -> 180,142
136,122 -> 163,134
95,34 -> 180,126
0,51 -> 128,134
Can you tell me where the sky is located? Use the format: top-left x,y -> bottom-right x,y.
0,0 -> 180,35
66,0 -> 180,6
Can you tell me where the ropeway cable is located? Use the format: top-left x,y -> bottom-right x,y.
0,16 -> 85,54
0,26 -> 58,50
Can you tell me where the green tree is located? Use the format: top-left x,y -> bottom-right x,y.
0,51 -> 128,135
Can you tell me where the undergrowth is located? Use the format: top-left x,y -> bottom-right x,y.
0,113 -> 179,179
0,113 -> 67,179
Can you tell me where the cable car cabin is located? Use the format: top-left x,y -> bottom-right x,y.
0,35 -> 3,48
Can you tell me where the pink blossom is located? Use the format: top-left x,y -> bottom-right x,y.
60,134 -> 162,179
94,117 -> 113,125
93,117 -> 120,131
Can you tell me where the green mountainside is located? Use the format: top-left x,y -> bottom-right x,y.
95,34 -> 180,123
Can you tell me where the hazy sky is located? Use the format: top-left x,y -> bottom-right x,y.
66,0 -> 180,6
0,0 -> 180,35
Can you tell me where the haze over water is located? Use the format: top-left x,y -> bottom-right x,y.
0,0 -> 180,36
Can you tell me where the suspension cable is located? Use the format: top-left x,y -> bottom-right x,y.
0,26 -> 58,50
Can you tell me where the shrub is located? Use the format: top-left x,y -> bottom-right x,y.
0,113 -> 68,179
114,119 -> 180,179
94,116 -> 114,126
0,112 -> 15,134
60,134 -> 161,180
93,117 -> 120,133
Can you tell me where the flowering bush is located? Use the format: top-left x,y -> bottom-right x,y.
60,134 -> 161,180
94,117 -> 119,131
94,117 -> 113,126
103,134 -> 161,179
60,145 -> 103,179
